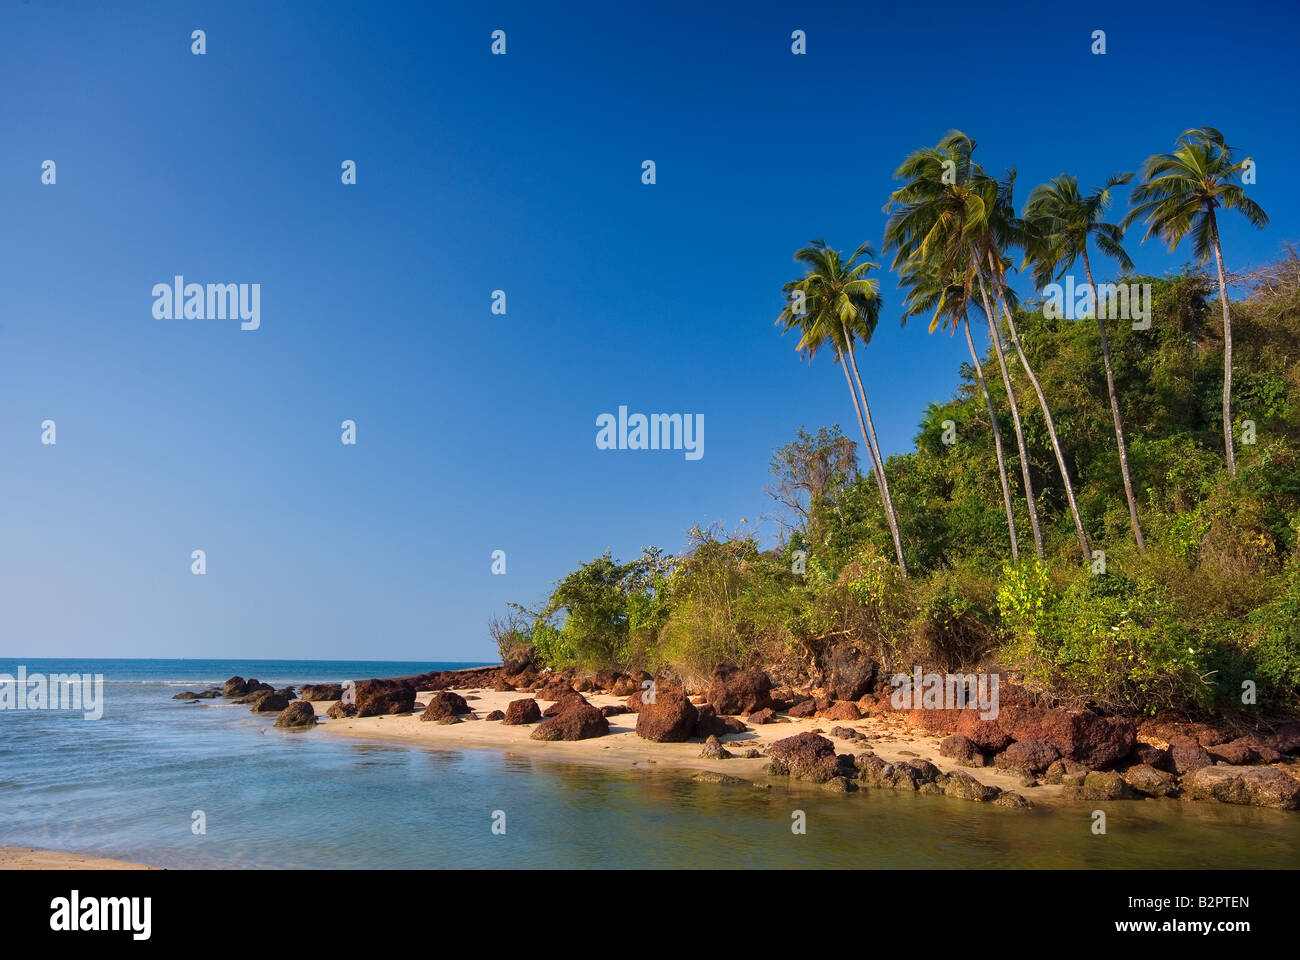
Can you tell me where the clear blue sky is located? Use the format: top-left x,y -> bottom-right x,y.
2,0 -> 1296,660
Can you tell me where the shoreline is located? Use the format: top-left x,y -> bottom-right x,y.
0,846 -> 161,871
312,685 -> 1068,802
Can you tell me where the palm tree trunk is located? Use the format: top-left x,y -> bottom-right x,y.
1208,211 -> 1237,476
963,314 -> 1019,559
843,327 -> 909,578
834,339 -> 889,512
1082,249 -> 1145,549
988,268 -> 1091,562
975,272 -> 1044,557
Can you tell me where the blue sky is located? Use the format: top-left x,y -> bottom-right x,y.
2,0 -> 1296,661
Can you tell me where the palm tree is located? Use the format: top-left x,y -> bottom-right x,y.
1024,172 -> 1145,549
899,257 -> 1020,558
884,135 -> 1045,557
778,240 -> 908,576
979,166 -> 1092,561
1125,127 -> 1268,474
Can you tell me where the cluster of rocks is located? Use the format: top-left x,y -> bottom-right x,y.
170,675 -> 319,730
174,656 -> 1300,810
922,703 -> 1300,809
761,731 -> 1030,807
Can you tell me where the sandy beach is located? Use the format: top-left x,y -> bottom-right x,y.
314,685 -> 1063,800
0,846 -> 160,870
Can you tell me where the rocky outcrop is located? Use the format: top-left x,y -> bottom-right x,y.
706,665 -> 773,716
1182,765 -> 1300,809
999,706 -> 1135,769
299,683 -> 344,701
823,643 -> 877,701
484,709 -> 505,721
530,704 -> 610,741
635,691 -> 698,742
274,701 -> 317,729
502,698 -> 542,725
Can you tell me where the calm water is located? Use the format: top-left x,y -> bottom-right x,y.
2,658 -> 1298,869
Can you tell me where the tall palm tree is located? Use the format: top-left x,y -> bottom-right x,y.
979,166 -> 1092,560
899,257 -> 1020,558
1024,172 -> 1145,549
884,134 -> 1045,557
1124,127 -> 1269,475
778,240 -> 908,576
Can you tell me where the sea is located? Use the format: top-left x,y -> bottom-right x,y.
2,658 -> 1299,869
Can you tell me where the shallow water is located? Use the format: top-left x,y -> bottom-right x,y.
2,659 -> 1298,868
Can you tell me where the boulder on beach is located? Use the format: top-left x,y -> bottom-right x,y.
1182,765 -> 1300,809
326,700 -> 357,719
353,679 -> 416,717
274,701 -> 317,729
542,692 -> 590,717
698,735 -> 733,759
994,739 -> 1060,774
1122,763 -> 1179,798
299,683 -> 344,701
1207,737 -> 1260,766
817,701 -> 861,722
1061,770 -> 1137,801
530,704 -> 610,741
420,691 -> 470,721
502,698 -> 542,725
766,732 -> 839,783
705,664 -> 774,716
939,735 -> 987,767
484,709 -> 506,721
787,699 -> 817,719
536,678 -> 577,702
936,769 -> 1002,802
221,676 -> 249,698
1168,736 -> 1213,775
600,704 -> 631,717
634,690 -> 698,742
251,692 -> 290,713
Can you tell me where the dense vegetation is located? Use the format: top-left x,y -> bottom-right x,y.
494,128 -> 1298,721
